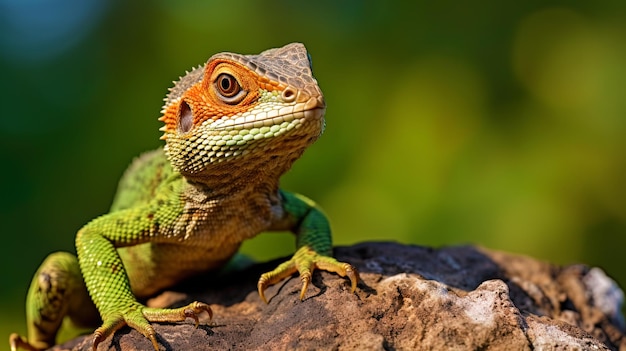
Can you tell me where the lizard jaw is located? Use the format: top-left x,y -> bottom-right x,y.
163,103 -> 325,175
210,97 -> 325,131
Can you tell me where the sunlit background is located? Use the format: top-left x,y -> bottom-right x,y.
2,0 -> 625,342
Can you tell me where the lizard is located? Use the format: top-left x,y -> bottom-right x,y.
9,42 -> 359,351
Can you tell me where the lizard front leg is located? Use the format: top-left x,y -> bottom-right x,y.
75,191 -> 212,351
258,190 -> 359,303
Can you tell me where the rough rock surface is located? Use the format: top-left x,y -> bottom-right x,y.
50,242 -> 625,351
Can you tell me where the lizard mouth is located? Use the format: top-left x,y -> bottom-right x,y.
211,105 -> 325,131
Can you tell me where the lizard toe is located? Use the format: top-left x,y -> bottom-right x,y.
258,246 -> 360,303
9,333 -> 41,351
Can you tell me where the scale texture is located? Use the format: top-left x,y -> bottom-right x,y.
10,43 -> 358,351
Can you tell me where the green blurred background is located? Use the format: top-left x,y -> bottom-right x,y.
2,0 -> 625,341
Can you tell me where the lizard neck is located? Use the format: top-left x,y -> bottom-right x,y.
180,144 -> 307,198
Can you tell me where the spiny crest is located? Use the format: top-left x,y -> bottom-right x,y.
163,64 -> 205,109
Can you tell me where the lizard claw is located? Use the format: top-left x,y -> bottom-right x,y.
92,316 -> 128,351
91,301 -> 212,351
182,301 -> 213,327
93,325 -> 158,351
9,333 -> 41,351
257,246 -> 360,303
343,262 -> 359,293
258,258 -> 298,303
299,271 -> 312,300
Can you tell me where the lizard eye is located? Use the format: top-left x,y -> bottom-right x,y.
214,73 -> 246,104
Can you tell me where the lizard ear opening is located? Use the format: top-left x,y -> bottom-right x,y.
177,100 -> 194,134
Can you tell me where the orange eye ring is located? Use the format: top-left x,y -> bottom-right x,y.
214,73 -> 247,104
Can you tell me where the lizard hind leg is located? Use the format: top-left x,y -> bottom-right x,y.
10,252 -> 99,351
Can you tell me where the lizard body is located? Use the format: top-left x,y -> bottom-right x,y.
10,43 -> 358,351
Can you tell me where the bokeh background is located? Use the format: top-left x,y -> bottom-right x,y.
1,0 -> 625,342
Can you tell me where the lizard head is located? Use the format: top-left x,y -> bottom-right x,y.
159,43 -> 326,178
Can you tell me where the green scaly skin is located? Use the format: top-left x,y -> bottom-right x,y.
9,43 -> 359,351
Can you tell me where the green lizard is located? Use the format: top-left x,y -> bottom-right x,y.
9,43 -> 359,351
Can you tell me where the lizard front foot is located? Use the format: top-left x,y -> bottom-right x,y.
92,301 -> 212,351
257,246 -> 359,303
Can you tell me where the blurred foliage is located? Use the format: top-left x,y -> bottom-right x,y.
1,0 -> 625,341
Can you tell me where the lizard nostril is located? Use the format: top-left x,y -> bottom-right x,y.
178,100 -> 193,133
282,87 -> 297,103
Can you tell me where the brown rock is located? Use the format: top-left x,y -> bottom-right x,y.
50,242 -> 625,351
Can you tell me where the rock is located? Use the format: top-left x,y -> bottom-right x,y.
50,242 -> 625,351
